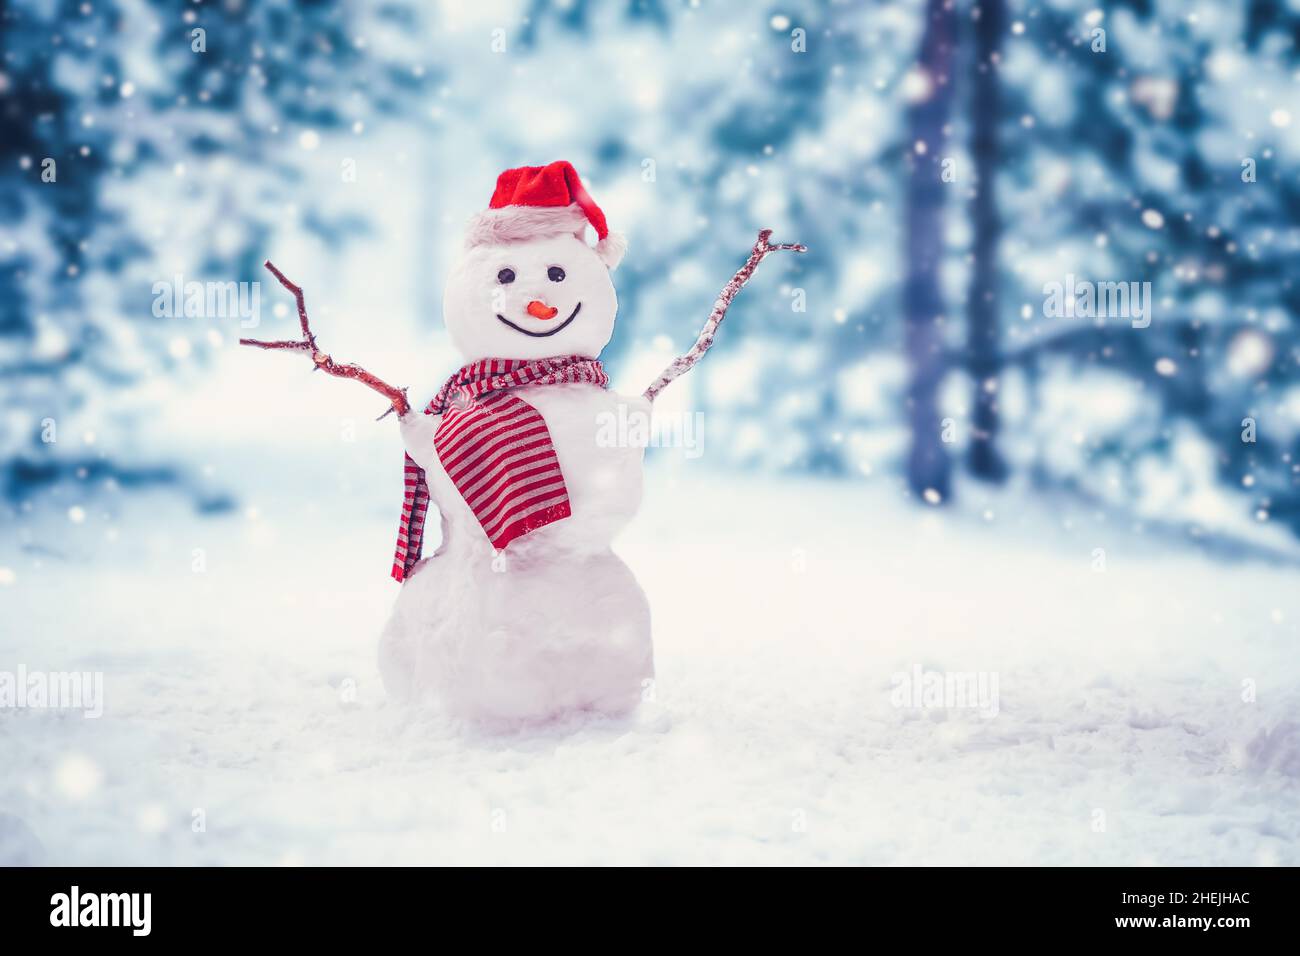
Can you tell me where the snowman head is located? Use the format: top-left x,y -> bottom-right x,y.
444,162 -> 627,363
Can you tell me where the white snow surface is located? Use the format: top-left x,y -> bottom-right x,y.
2,467 -> 1299,866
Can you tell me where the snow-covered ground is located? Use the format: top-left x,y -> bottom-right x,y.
3,462 -> 1299,866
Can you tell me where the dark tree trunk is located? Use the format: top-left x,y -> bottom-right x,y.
904,0 -> 957,502
967,0 -> 1008,481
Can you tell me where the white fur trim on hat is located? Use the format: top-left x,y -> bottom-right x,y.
464,203 -> 590,247
464,203 -> 627,271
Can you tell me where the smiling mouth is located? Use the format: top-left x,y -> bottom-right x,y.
496,302 -> 581,338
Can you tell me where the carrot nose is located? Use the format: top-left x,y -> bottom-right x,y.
526,300 -> 559,320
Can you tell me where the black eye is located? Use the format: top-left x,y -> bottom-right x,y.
547,266 -> 565,282
497,268 -> 515,284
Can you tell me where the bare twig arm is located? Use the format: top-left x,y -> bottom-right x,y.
642,229 -> 806,402
240,260 -> 410,418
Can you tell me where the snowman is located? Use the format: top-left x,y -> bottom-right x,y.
242,160 -> 803,724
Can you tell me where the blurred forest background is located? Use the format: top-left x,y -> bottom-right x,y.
3,0 -> 1300,548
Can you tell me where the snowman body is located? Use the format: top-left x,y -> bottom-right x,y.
379,228 -> 654,722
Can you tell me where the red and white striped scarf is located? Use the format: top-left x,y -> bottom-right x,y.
391,355 -> 609,581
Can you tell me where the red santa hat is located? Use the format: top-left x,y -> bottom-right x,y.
463,160 -> 627,270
